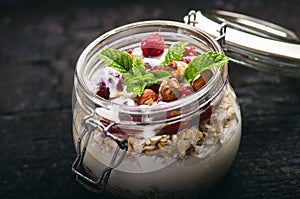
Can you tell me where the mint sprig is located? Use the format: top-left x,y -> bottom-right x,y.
124,58 -> 171,96
99,48 -> 171,96
161,41 -> 189,65
184,51 -> 229,83
99,48 -> 133,74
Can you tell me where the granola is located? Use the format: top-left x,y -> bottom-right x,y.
90,85 -> 237,162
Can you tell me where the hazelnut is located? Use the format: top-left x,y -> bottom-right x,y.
167,61 -> 188,80
160,78 -> 181,102
167,61 -> 178,70
137,89 -> 158,105
192,74 -> 206,91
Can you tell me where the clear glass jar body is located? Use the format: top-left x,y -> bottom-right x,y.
72,21 -> 242,198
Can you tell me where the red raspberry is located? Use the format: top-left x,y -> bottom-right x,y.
183,44 -> 198,56
126,48 -> 133,54
141,33 -> 165,57
150,65 -> 169,71
156,111 -> 188,135
180,84 -> 194,98
180,57 -> 191,64
96,82 -> 110,100
200,104 -> 212,121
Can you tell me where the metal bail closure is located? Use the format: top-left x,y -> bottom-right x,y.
71,114 -> 128,193
216,22 -> 227,47
185,9 -> 198,26
184,10 -> 300,77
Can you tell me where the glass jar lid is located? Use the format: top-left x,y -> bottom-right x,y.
184,10 -> 300,76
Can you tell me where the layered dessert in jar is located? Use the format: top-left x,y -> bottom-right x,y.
72,21 -> 242,199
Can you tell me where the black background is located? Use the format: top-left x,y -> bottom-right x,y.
0,0 -> 299,198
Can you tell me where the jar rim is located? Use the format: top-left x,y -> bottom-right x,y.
75,20 -> 227,121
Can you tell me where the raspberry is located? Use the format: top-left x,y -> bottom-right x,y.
126,48 -> 133,54
180,57 -> 191,64
96,68 -> 124,99
100,119 -> 127,137
183,44 -> 198,56
150,65 -> 169,71
96,82 -> 110,100
200,104 -> 212,121
157,113 -> 189,135
141,33 -> 165,57
180,84 -> 194,98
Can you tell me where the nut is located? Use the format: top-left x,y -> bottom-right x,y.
145,139 -> 151,145
158,142 -> 168,148
160,78 -> 181,102
192,74 -> 206,91
150,135 -> 162,144
142,145 -> 157,152
167,61 -> 188,80
160,137 -> 169,143
137,89 -> 158,105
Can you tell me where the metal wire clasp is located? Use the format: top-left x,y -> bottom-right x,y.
216,22 -> 227,47
185,10 -> 198,26
185,10 -> 227,47
71,114 -> 128,193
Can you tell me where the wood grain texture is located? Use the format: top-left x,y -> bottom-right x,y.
0,0 -> 299,198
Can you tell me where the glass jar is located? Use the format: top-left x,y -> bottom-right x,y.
72,20 -> 242,198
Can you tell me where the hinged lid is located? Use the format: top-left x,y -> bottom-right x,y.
184,10 -> 300,76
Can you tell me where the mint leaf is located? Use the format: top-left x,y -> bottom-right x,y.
124,65 -> 171,96
124,75 -> 147,96
184,64 -> 199,83
132,58 -> 146,76
132,57 -> 144,67
184,51 -> 229,83
161,41 -> 189,65
144,70 -> 171,87
99,48 -> 133,74
143,73 -> 156,85
149,70 -> 172,82
133,84 -> 147,96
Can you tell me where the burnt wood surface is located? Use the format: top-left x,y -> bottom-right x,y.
0,0 -> 299,198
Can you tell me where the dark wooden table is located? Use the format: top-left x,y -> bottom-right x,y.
1,0 -> 299,198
